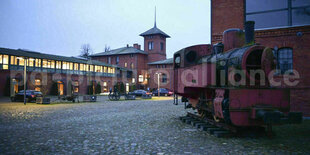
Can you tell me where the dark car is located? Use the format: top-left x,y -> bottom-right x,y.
128,89 -> 151,97
152,88 -> 173,96
11,90 -> 43,102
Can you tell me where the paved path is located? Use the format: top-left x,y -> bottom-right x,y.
0,99 -> 309,154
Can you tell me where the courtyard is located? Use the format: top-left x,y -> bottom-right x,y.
0,97 -> 309,154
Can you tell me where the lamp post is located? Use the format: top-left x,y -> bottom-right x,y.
155,73 -> 161,97
17,57 -> 27,105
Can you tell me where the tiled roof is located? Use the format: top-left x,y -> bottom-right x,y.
90,47 -> 148,57
140,26 -> 170,38
147,58 -> 173,65
0,47 -> 115,67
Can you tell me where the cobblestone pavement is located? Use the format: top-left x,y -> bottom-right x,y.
0,97 -> 309,154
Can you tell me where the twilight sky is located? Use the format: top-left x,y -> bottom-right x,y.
0,0 -> 211,58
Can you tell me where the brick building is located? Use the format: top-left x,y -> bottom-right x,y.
211,0 -> 310,116
90,20 -> 174,91
0,48 -> 132,96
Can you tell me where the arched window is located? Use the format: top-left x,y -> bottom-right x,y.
275,48 -> 293,74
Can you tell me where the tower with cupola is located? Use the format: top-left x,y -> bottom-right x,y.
140,8 -> 170,63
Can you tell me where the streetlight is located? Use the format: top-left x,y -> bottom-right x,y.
17,57 -> 34,105
155,73 -> 161,97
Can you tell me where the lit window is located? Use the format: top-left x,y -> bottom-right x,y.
104,66 -> 107,72
3,55 -> 8,69
79,63 -> 84,71
95,65 -> 100,72
0,55 -> 2,64
35,59 -> 41,67
28,58 -> 34,67
103,82 -> 107,86
90,65 -> 94,72
10,56 -> 17,65
62,62 -> 68,70
43,59 -> 48,68
74,63 -> 78,70
3,55 -> 8,64
35,79 -> 41,91
35,79 -> 41,85
124,62 -> 127,68
275,48 -> 293,74
85,64 -> 89,71
132,78 -> 135,83
19,57 -> 24,66
56,61 -> 61,69
69,62 -> 73,70
138,75 -> 143,82
131,63 -> 134,69
73,81 -> 79,93
148,42 -> 153,50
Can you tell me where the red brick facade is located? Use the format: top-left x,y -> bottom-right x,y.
0,70 -> 120,96
148,64 -> 174,91
143,35 -> 167,63
91,23 -> 173,91
211,0 -> 310,116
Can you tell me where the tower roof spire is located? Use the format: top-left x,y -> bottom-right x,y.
154,6 -> 157,28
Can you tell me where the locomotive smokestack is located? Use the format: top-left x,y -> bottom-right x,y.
245,21 -> 255,44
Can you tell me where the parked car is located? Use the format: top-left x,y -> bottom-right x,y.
152,88 -> 173,96
11,90 -> 43,102
128,89 -> 151,97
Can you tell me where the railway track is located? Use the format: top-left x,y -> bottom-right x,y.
180,112 -> 234,138
180,112 -> 268,138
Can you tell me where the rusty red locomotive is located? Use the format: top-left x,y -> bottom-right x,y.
173,21 -> 302,131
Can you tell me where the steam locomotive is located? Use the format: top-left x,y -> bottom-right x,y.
173,21 -> 302,129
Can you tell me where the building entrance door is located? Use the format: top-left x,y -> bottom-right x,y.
126,83 -> 129,93
57,81 -> 64,96
11,79 -> 19,96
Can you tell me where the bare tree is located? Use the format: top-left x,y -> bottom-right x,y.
104,44 -> 110,52
80,44 -> 93,59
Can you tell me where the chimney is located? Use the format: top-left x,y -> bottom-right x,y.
127,44 -> 129,48
245,21 -> 255,45
133,43 -> 140,50
222,28 -> 245,52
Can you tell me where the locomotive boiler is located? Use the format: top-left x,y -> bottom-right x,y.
173,21 -> 302,131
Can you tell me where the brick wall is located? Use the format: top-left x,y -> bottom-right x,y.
210,0 -> 310,116
211,0 -> 245,44
0,70 -> 118,96
147,64 -> 174,91
143,35 -> 167,63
